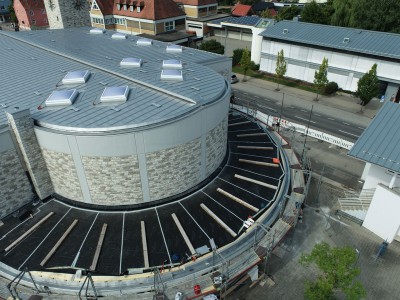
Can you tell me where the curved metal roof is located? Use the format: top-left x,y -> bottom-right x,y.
0,28 -> 228,133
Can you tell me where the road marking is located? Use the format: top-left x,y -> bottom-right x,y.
313,113 -> 321,116
264,98 -> 271,102
289,106 -> 295,109
258,104 -> 276,111
294,115 -> 316,124
343,122 -> 350,125
244,93 -> 249,95
357,127 -> 364,130
301,109 -> 307,112
328,117 -> 335,120
339,130 -> 359,137
254,96 -> 259,99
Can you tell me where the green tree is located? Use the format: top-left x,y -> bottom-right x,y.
240,48 -> 251,81
275,49 -> 287,91
260,9 -> 274,19
301,0 -> 331,25
357,64 -> 379,108
232,48 -> 245,66
276,5 -> 301,21
199,39 -> 224,55
8,0 -> 17,23
313,57 -> 329,100
300,242 -> 366,300
331,0 -> 353,27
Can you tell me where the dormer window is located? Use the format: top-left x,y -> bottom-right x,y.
137,6 -> 141,13
130,5 -> 134,11
117,4 -> 121,10
123,4 -> 127,10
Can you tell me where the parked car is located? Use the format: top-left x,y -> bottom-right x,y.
231,74 -> 239,84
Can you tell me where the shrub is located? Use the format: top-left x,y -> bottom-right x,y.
232,49 -> 245,66
324,81 -> 339,95
250,61 -> 260,71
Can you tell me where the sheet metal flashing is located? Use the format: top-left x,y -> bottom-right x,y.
0,29 -> 228,132
260,21 -> 400,60
348,102 -> 400,173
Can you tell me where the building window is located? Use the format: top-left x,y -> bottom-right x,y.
165,21 -> 174,32
117,4 -> 121,10
115,18 -> 125,25
92,1 -> 99,9
130,5 -> 133,12
32,19 -> 36,25
137,6 -> 141,13
123,4 -> 127,10
42,9 -> 46,14
0,6 -> 5,10
30,10 -> 34,16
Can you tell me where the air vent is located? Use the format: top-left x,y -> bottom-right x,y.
90,28 -> 105,34
343,37 -> 350,43
62,70 -> 90,85
161,69 -> 183,81
137,38 -> 152,46
100,86 -> 129,103
120,58 -> 143,68
282,29 -> 289,34
162,59 -> 182,69
166,44 -> 182,53
45,89 -> 78,107
112,33 -> 127,40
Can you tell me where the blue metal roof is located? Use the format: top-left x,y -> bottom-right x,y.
348,102 -> 400,173
260,21 -> 400,59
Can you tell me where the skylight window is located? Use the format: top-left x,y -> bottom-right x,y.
166,44 -> 183,53
62,70 -> 90,85
162,59 -> 182,69
90,28 -> 105,34
161,69 -> 183,81
45,89 -> 78,107
112,33 -> 127,40
120,58 -> 143,68
100,86 -> 129,103
137,38 -> 153,46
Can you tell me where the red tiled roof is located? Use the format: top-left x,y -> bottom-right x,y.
231,3 -> 253,17
95,0 -> 185,20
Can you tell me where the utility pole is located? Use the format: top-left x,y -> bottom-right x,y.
301,105 -> 313,165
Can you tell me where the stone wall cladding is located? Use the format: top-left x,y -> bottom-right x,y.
7,113 -> 54,199
0,149 -> 34,218
44,0 -> 91,29
41,148 -> 83,201
206,117 -> 228,177
81,155 -> 143,205
147,139 -> 202,200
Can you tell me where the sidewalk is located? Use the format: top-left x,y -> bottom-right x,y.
232,74 -> 380,127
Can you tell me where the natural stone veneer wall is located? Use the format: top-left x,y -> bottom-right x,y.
6,110 -> 53,199
41,149 -> 83,201
81,155 -> 142,205
0,149 -> 34,218
206,116 -> 228,176
147,139 -> 202,200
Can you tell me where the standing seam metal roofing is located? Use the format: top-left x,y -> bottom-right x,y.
0,28 -> 229,132
260,21 -> 400,60
348,102 -> 400,173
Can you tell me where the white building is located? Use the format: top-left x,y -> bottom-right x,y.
255,21 -> 400,101
348,101 -> 400,243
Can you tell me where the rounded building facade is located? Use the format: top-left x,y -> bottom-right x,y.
34,91 -> 229,205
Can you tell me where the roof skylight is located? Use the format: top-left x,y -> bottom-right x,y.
90,28 -> 105,34
137,38 -> 153,46
45,89 -> 78,107
120,58 -> 143,68
100,86 -> 129,103
62,70 -> 90,85
161,69 -> 183,81
162,59 -> 182,69
166,44 -> 183,53
112,33 -> 127,40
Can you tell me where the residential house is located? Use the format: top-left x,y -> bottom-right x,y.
251,2 -> 277,18
0,0 -> 12,23
89,0 -> 186,36
172,0 -> 226,37
14,0 -> 48,30
231,3 -> 254,17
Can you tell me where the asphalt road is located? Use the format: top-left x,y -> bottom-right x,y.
232,89 -> 365,142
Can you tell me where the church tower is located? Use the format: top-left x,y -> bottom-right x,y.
44,0 -> 91,29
